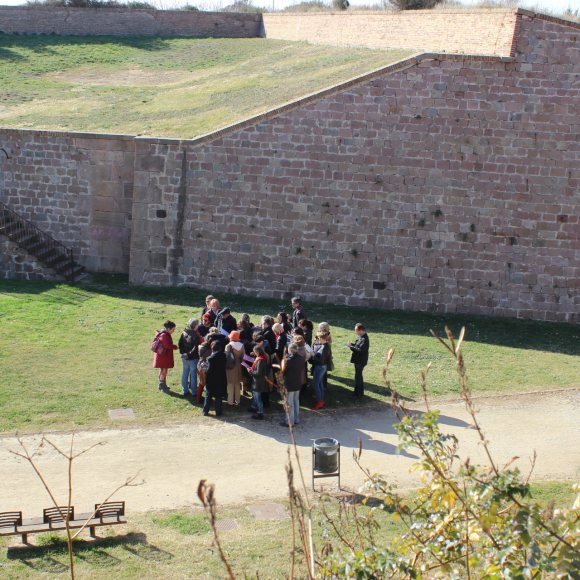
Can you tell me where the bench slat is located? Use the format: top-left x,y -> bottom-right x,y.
1,518 -> 127,537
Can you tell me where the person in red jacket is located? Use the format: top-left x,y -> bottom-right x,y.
153,320 -> 178,392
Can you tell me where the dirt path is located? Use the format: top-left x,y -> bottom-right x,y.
1,390 -> 578,515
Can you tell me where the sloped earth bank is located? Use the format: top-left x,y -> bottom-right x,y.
1,390 -> 578,515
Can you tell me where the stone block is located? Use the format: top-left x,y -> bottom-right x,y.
136,155 -> 165,173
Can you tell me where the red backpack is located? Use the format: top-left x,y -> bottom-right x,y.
151,331 -> 166,356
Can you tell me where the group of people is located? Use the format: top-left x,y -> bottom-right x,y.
151,295 -> 370,426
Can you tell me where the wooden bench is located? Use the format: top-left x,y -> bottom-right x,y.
0,502 -> 126,544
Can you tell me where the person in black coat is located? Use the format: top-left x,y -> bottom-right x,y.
204,330 -> 228,350
277,312 -> 293,334
272,322 -> 289,364
281,344 -> 305,427
348,323 -> 370,398
203,341 -> 228,417
198,313 -> 212,338
238,314 -> 255,344
260,316 -> 276,357
201,294 -> 215,318
218,308 -> 237,334
291,297 -> 306,329
298,319 -> 313,346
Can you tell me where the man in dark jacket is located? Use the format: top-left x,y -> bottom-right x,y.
203,341 -> 227,417
348,323 -> 369,398
260,316 -> 276,357
178,318 -> 202,397
281,344 -> 304,427
291,297 -> 306,329
218,307 -> 237,334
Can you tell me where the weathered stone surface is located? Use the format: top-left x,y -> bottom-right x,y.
0,7 -> 261,38
0,131 -> 134,274
1,13 -> 578,323
129,15 -> 580,324
263,10 -> 517,56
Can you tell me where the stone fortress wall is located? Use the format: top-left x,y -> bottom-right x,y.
0,9 -> 578,323
0,6 -> 261,37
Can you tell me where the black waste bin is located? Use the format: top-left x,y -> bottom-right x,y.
313,437 -> 339,474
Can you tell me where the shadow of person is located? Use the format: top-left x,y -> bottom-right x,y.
330,374 -> 416,402
225,391 -> 471,461
400,407 -> 471,429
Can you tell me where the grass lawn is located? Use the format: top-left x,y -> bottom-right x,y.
0,481 -> 575,579
0,278 -> 578,434
0,35 -> 409,138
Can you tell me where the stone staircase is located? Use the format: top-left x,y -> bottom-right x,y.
0,201 -> 84,282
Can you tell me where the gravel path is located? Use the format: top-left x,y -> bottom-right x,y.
1,390 -> 578,514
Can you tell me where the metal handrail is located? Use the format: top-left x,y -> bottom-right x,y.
0,200 -> 79,282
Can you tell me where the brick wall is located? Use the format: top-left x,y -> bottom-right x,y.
129,13 -> 580,323
0,7 -> 261,37
262,10 -> 518,56
0,237 -> 62,281
0,130 -> 134,273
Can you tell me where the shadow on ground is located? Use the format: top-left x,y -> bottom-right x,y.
2,278 -> 577,355
7,531 -> 172,573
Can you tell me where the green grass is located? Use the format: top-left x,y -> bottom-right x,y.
0,481 -> 575,579
0,501 -> 398,579
0,278 -> 578,434
0,35 -> 410,138
152,513 -> 210,536
529,481 -> 578,507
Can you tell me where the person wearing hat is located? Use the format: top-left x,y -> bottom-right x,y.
225,330 -> 245,405
218,308 -> 237,334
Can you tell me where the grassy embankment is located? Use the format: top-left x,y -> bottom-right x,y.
0,35 -> 409,138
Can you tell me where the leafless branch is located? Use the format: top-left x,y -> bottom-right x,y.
197,480 -> 235,580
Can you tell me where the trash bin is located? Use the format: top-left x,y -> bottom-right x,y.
313,437 -> 339,474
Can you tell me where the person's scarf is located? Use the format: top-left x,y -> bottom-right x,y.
251,355 -> 267,370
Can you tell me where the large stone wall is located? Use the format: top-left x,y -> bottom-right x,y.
129,13 -> 579,323
0,130 -> 134,273
262,10 -> 518,56
0,237 -> 62,281
0,7 -> 261,37
1,10 -> 578,323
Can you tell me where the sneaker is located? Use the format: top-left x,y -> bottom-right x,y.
252,413 -> 264,420
279,421 -> 290,427
311,401 -> 323,410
